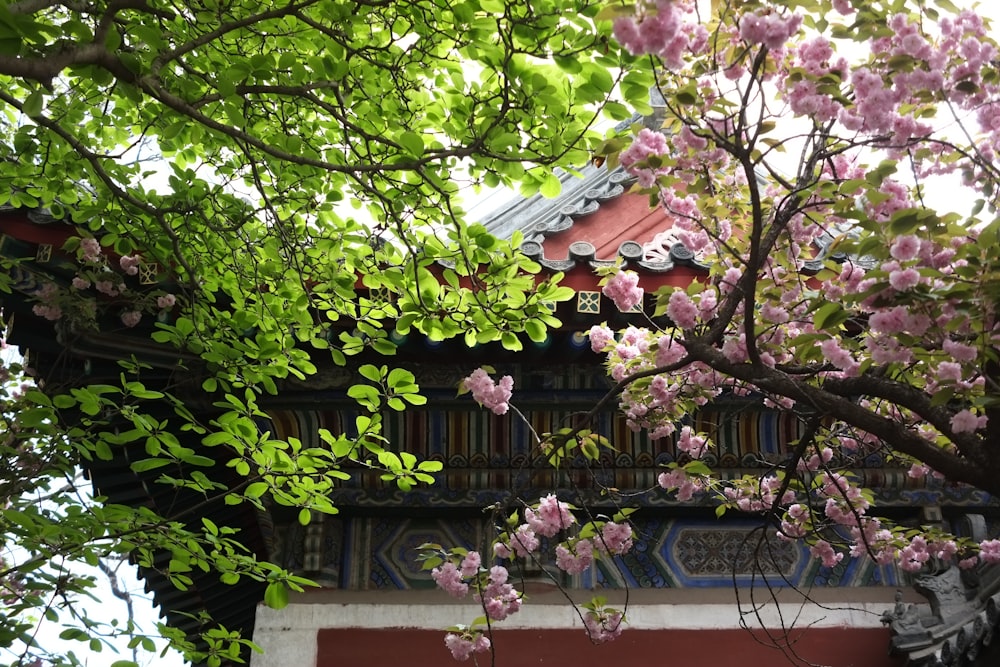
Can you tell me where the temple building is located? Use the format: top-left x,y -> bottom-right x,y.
3,154 -> 1000,666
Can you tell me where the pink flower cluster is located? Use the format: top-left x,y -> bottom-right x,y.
597,521 -> 634,554
784,38 -> 848,122
588,324 -> 614,353
79,237 -> 102,263
31,282 -> 62,321
602,270 -> 644,312
583,608 -> 625,643
462,368 -> 513,415
618,128 -> 670,188
555,538 -> 595,574
612,0 -> 705,71
657,466 -> 703,501
431,561 -> 469,598
477,565 -> 522,621
809,540 -> 843,568
95,280 -> 124,297
951,409 -> 987,434
119,255 -> 141,276
739,10 -> 802,51
724,474 -> 794,514
980,540 -> 1000,565
675,425 -> 707,459
431,555 -> 522,622
120,310 -> 142,328
525,494 -> 576,536
444,632 -> 490,661
666,290 -> 699,329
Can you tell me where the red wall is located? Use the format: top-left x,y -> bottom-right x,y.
318,627 -> 900,667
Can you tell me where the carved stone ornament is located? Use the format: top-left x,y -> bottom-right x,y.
885,552 -> 1000,665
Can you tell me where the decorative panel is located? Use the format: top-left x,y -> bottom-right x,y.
268,514 -> 902,591
576,291 -> 601,314
257,403 -> 953,505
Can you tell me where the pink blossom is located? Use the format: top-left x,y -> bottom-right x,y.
721,334 -> 748,363
598,522 -> 634,554
658,468 -> 701,500
980,539 -> 1000,565
943,339 -> 977,362
888,267 -> 920,291
71,276 -> 91,290
900,537 -> 930,572
619,128 -> 671,186
588,324 -> 614,353
612,1 -> 680,57
120,310 -> 142,328
157,293 -> 177,309
555,538 -> 595,574
675,425 -> 708,458
459,551 -> 481,578
666,290 -> 698,329
832,0 -> 854,14
94,280 -> 123,297
462,368 -> 513,415
820,339 -> 858,374
760,302 -> 789,324
477,566 -> 521,620
602,270 -> 644,312
928,540 -> 958,562
119,255 -> 141,276
32,304 -> 62,321
583,609 -> 625,643
619,127 -> 669,167
489,565 -> 509,585
890,235 -> 921,261
936,362 -> 963,384
444,633 -> 489,661
80,237 -> 101,262
526,494 -> 576,537
655,336 -> 687,367
951,409 -> 986,434
510,524 -> 539,557
431,562 -> 468,598
810,540 -> 844,568
719,267 -> 742,295
697,290 -> 718,319
739,10 -> 802,51
869,306 -> 909,334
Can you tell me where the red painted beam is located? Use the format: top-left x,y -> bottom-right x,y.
317,627 -> 901,667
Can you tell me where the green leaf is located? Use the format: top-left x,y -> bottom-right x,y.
398,131 -> 424,157
813,302 -> 848,331
539,173 -> 562,198
23,90 -> 43,117
245,482 -> 269,499
130,458 -> 172,473
264,582 -> 289,609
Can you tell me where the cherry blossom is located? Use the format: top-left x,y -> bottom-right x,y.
119,255 -> 141,276
525,494 -> 576,537
602,270 -> 644,311
462,368 -> 513,415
